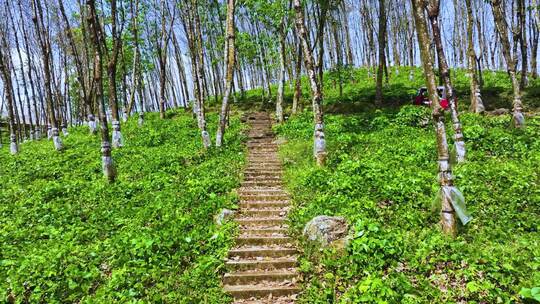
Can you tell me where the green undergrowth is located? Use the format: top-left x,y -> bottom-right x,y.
0,110 -> 246,303
275,107 -> 540,303
248,66 -> 540,114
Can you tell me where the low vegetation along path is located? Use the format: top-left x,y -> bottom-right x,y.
223,112 -> 300,303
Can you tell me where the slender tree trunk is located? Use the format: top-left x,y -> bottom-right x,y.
375,0 -> 387,105
32,0 -> 63,151
426,0 -> 467,163
87,0 -> 116,181
294,0 -> 326,166
0,35 -> 19,154
292,33 -> 303,114
465,0 -> 485,113
105,0 -> 124,147
126,0 -> 141,119
412,0 -> 457,236
491,0 -> 525,128
9,3 -> 35,139
276,17 -> 286,123
517,0 -> 528,89
216,0 -> 236,147
158,0 -> 168,120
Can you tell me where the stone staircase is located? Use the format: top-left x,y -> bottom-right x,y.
224,112 -> 300,303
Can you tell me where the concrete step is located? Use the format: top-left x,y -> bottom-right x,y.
242,209 -> 287,217
229,246 -> 296,258
238,227 -> 289,236
224,284 -> 299,300
235,236 -> 292,246
223,270 -> 298,285
240,194 -> 289,201
244,176 -> 282,181
226,257 -> 297,271
244,170 -> 282,175
239,201 -> 290,208
242,180 -> 282,187
237,217 -> 286,227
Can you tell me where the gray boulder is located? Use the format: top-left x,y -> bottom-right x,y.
216,209 -> 236,226
303,216 -> 349,247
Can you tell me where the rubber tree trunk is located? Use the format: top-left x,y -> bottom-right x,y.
490,0 -> 525,128
216,0 -> 236,147
87,0 -> 116,182
107,0 -> 124,148
32,0 -> 63,151
294,0 -> 326,166
465,0 -> 485,114
412,0 -> 457,236
292,34 -> 302,115
276,17 -> 286,123
0,39 -> 19,154
426,0 -> 467,163
375,0 -> 387,105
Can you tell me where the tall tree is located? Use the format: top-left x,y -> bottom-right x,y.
465,0 -> 485,113
32,0 -> 63,151
0,29 -> 19,154
490,0 -> 525,128
106,0 -> 124,148
375,0 -> 387,105
216,0 -> 237,147
294,0 -> 326,166
426,0 -> 467,163
412,0 -> 457,235
87,0 -> 116,181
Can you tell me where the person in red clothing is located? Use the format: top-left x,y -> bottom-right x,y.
413,86 -> 452,110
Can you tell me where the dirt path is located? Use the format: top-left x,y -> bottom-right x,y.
223,112 -> 300,303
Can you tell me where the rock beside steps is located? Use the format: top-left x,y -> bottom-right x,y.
224,112 -> 300,303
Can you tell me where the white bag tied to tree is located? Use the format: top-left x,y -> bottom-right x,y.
101,141 -> 116,180
314,123 -> 326,165
47,126 -> 52,139
440,186 -> 472,225
202,130 -> 211,148
9,134 -> 18,155
513,111 -> 525,128
111,120 -> 124,148
88,114 -> 98,134
51,127 -> 63,151
454,140 -> 466,164
34,129 -> 41,140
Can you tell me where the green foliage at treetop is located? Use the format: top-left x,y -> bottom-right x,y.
275,107 -> 540,303
0,111 -> 246,303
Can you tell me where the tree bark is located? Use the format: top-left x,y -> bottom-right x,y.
87,0 -> 116,181
276,17 -> 286,123
465,0 -> 485,113
0,33 -> 19,154
216,0 -> 236,147
375,0 -> 387,105
426,0 -> 467,163
294,0 -> 326,166
292,31 -> 303,115
490,0 -> 525,128
412,0 -> 456,236
32,0 -> 63,151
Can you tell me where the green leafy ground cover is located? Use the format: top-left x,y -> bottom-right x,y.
0,111 -> 245,303
320,66 -> 540,110
275,107 -> 540,303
